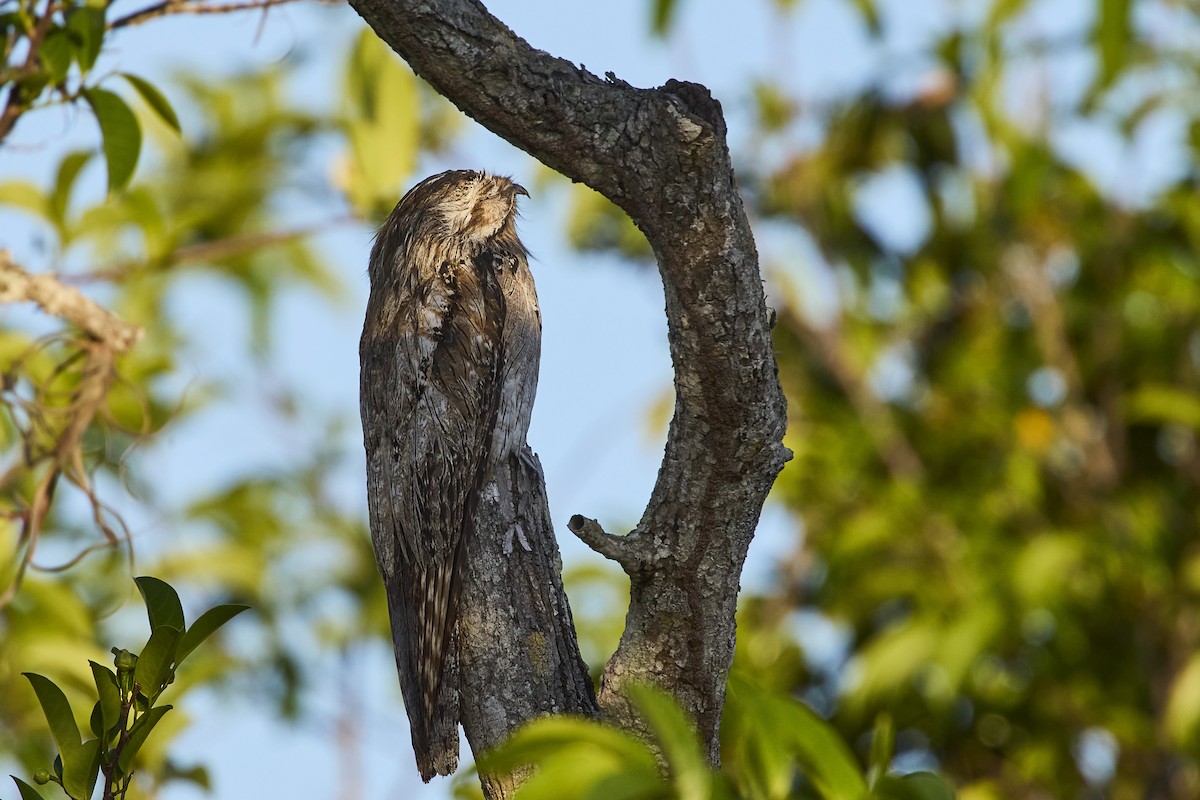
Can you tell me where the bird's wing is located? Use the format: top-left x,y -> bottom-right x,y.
359,245 -> 505,778
491,250 -> 541,464
361,249 -> 506,564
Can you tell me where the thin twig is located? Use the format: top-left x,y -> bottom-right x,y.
786,309 -> 926,480
0,253 -> 142,607
73,217 -> 356,283
0,0 -> 59,145
0,468 -> 58,608
34,537 -> 120,571
1006,247 -> 1120,488
108,0 -> 311,29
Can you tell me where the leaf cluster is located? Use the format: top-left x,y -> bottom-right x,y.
1,0 -> 181,190
474,679 -> 954,800
10,576 -> 246,800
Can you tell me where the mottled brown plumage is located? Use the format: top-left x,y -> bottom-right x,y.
360,170 -> 540,781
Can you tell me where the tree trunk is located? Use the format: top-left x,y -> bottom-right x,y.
458,450 -> 598,799
346,0 -> 791,791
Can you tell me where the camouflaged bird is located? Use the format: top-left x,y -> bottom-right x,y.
359,170 -> 541,781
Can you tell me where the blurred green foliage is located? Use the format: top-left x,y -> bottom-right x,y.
679,0 -> 1200,797
467,680 -> 952,800
564,0 -> 1200,797
0,6 -> 433,794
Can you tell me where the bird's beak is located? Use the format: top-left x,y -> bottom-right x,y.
512,183 -> 530,198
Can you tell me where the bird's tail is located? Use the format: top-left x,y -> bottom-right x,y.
386,570 -> 461,782
410,637 -> 460,781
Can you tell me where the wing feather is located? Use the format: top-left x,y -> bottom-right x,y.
361,245 -> 506,779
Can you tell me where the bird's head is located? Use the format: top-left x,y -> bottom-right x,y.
414,170 -> 528,242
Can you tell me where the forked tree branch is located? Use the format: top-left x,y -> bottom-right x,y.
346,0 -> 790,792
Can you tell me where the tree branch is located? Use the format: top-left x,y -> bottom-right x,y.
0,0 -> 59,146
107,0 -> 317,29
0,253 -> 142,608
458,451 -> 598,798
74,219 -> 353,283
347,0 -> 790,785
566,514 -> 646,573
0,251 -> 143,352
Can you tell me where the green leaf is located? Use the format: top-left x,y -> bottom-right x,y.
22,673 -> 82,759
342,29 -> 418,218
650,0 -> 676,36
513,752 -> 662,800
482,714 -> 666,800
116,705 -> 172,774
787,712 -> 868,799
727,676 -> 867,800
0,180 -> 48,218
38,28 -> 72,84
175,603 -> 249,666
753,81 -> 793,134
627,684 -> 710,800
722,683 -> 794,800
1165,654 -> 1200,747
10,777 -> 48,800
872,772 -> 956,800
89,661 -> 121,738
16,69 -> 51,100
65,7 -> 104,72
480,716 -> 657,776
848,0 -> 880,33
121,73 -> 181,133
82,87 -> 141,193
986,0 -> 1030,26
579,771 -> 670,800
49,151 -> 91,228
843,621 -> 939,709
134,625 -> 181,701
134,575 -> 186,632
163,762 -> 210,790
868,714 -> 895,788
89,701 -> 104,741
1126,384 -> 1200,430
1095,0 -> 1132,91
59,738 -> 101,800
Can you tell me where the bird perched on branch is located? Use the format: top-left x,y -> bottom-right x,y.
359,170 -> 540,781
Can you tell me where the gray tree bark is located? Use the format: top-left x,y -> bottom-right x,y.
346,0 -> 790,793
458,450 -> 598,799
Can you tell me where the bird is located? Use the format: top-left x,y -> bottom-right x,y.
359,170 -> 541,781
